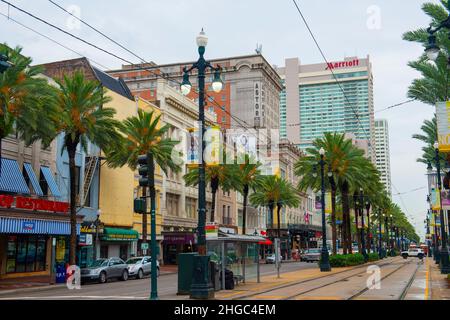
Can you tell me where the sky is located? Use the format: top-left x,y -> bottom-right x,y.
0,0 -> 441,239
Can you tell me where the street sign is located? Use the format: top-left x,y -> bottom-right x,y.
141,243 -> 149,250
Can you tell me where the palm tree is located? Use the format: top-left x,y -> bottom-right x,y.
0,45 -> 57,172
105,109 -> 181,250
412,116 -> 447,168
184,152 -> 239,223
53,71 -> 122,265
249,175 -> 300,239
297,132 -> 367,254
233,154 -> 262,235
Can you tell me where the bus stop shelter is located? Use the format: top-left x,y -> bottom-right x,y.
206,231 -> 266,289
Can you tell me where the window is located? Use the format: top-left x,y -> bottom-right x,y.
166,193 -> 180,216
6,235 -> 47,274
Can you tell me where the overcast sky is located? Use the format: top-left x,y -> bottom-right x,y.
0,0 -> 440,239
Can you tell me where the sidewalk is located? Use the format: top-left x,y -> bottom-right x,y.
429,258 -> 450,300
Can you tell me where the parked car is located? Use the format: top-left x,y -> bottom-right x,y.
402,248 -> 424,260
302,248 -> 322,262
265,254 -> 276,264
81,257 -> 129,284
126,256 -> 160,279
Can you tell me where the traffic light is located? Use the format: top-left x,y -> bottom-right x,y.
134,198 -> 146,214
138,154 -> 149,186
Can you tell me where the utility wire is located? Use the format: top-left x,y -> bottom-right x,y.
48,0 -> 148,64
374,99 -> 416,114
0,11 -> 111,70
291,0 -> 415,226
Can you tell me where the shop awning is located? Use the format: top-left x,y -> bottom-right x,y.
40,166 -> 62,197
258,238 -> 273,245
0,216 -> 80,235
0,158 -> 30,194
23,163 -> 44,196
101,227 -> 138,241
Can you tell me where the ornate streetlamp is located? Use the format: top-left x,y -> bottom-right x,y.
318,147 -> 331,272
181,29 -> 223,298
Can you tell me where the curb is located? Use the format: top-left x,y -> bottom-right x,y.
0,271 -> 178,297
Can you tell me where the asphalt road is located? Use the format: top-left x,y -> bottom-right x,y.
0,261 -> 316,300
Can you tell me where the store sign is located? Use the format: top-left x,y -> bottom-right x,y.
0,195 -> 69,213
79,234 -> 93,246
22,221 -> 35,231
206,223 -> 219,239
437,101 -> 450,152
326,59 -> 360,70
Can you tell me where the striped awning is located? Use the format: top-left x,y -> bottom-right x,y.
0,158 -> 30,194
0,216 -> 80,235
23,163 -> 44,196
40,166 -> 62,198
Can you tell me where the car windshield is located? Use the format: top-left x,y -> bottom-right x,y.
89,259 -> 107,268
126,258 -> 142,264
308,249 -> 321,253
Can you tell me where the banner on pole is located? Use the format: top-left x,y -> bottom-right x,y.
325,193 -> 332,214
431,188 -> 441,211
436,101 -> 450,152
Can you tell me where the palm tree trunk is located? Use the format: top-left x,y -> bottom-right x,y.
211,188 -> 217,223
277,204 -> 282,239
353,193 -> 361,253
331,188 -> 337,255
366,206 -> 371,253
242,185 -> 249,235
68,145 -> 78,266
341,182 -> 351,254
141,186 -> 147,253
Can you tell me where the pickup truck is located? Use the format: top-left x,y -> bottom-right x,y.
401,248 -> 424,260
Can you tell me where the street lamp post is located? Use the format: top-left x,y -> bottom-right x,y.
427,160 -> 440,262
181,29 -> 223,299
424,1 -> 450,65
389,214 -> 394,256
318,147 -> 331,272
359,189 -> 368,262
378,212 -> 383,258
434,142 -> 450,274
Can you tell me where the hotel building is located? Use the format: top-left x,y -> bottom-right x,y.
277,56 -> 375,162
375,119 -> 392,197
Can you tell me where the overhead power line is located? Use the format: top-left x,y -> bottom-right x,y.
0,11 -> 110,70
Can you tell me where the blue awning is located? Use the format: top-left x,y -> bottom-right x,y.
23,163 -> 44,196
0,158 -> 30,194
0,216 -> 80,235
40,166 -> 62,198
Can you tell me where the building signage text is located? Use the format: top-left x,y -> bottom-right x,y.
0,195 -> 69,213
326,59 -> 360,70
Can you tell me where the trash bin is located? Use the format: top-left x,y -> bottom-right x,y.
221,269 -> 234,290
177,252 -> 197,295
55,263 -> 66,284
210,261 -> 220,291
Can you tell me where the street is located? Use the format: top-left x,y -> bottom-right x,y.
0,262 -> 314,300
0,258 -> 431,300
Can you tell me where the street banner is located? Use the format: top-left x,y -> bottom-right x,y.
436,101 -> 450,152
205,126 -> 221,166
186,127 -> 199,167
380,224 -> 384,234
206,222 -> 218,240
325,192 -> 332,214
431,188 -> 441,211
441,190 -> 450,209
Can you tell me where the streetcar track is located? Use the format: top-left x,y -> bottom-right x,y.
398,261 -> 421,300
286,260 -> 412,300
347,259 -> 415,300
234,257 -> 400,300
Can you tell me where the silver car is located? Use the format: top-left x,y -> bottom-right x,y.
302,249 -> 322,262
126,256 -> 160,279
81,257 -> 129,283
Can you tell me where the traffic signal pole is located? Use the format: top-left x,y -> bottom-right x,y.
148,153 -> 158,300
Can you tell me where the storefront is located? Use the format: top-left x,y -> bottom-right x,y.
99,227 -> 138,261
0,210 -> 81,280
162,232 -> 196,265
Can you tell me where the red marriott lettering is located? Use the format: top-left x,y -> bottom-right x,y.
0,195 -> 69,213
326,59 -> 360,70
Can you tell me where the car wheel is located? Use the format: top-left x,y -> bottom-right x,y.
99,271 -> 107,284
121,270 -> 128,281
137,269 -> 144,279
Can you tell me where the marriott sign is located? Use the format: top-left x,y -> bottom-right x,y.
326,59 -> 360,70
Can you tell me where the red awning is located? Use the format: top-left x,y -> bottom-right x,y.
258,239 -> 273,245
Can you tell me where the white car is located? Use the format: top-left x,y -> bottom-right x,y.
401,248 -> 424,260
126,256 -> 160,279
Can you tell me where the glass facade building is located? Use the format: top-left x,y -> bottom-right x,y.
277,57 -> 375,160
